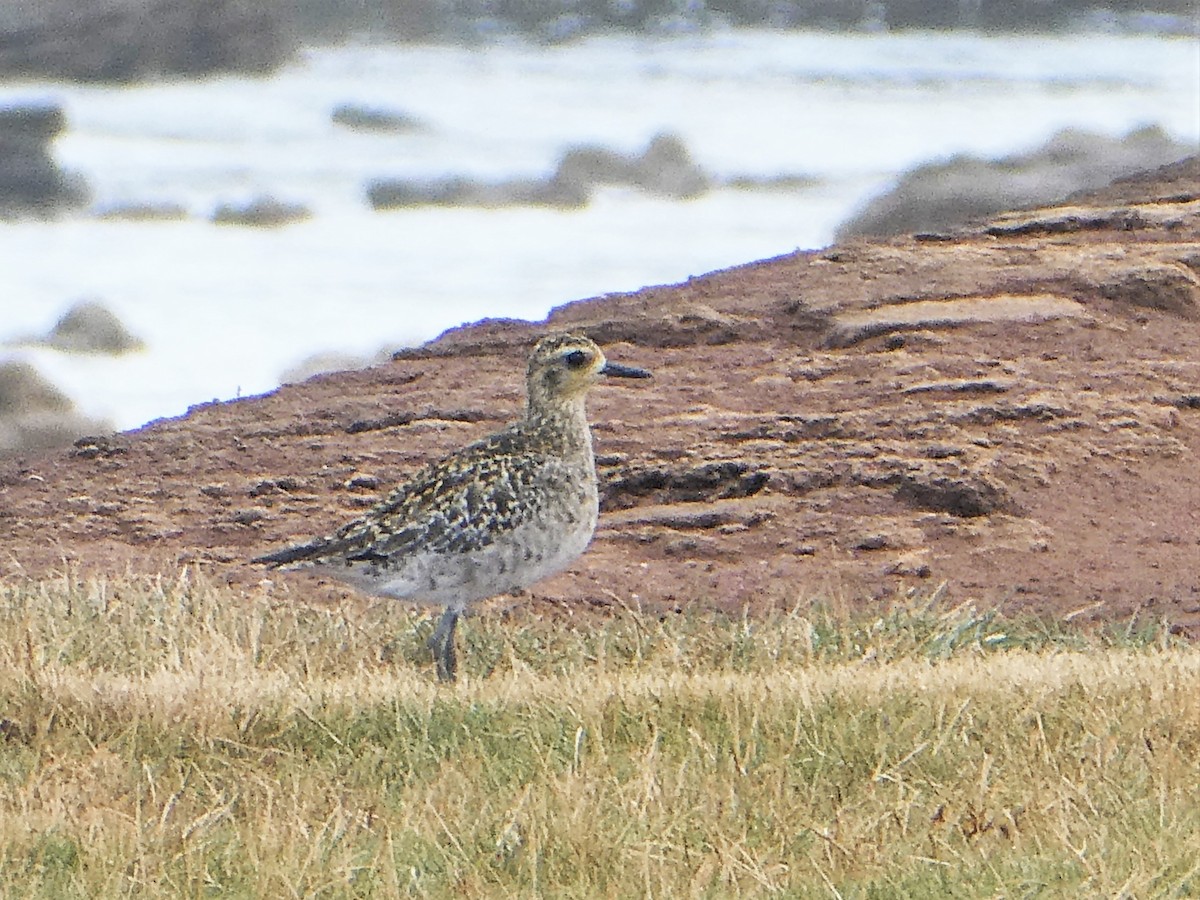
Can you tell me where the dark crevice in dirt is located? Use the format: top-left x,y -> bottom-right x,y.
823,318 -> 972,349
847,464 -> 1013,518
720,415 -> 845,443
952,402 -> 1071,425
777,468 -> 845,495
891,474 -> 1012,518
243,409 -> 349,439
645,510 -> 738,530
985,209 -> 1153,237
902,380 -> 1012,396
345,408 -> 495,434
248,477 -> 307,497
558,316 -> 766,348
601,460 -> 770,509
1177,253 -> 1200,276
1095,266 -> 1199,318
769,299 -> 836,335
860,290 -> 981,311
70,435 -> 129,459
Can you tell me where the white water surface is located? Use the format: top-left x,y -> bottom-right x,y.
0,29 -> 1196,430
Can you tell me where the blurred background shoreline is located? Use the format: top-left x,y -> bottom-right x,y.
0,2 -> 1197,448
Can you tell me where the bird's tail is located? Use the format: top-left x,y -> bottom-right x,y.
251,539 -> 328,567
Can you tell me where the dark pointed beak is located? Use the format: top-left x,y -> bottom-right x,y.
601,361 -> 651,379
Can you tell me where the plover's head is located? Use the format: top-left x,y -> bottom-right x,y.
526,333 -> 650,409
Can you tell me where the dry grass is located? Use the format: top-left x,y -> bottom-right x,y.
1,569 -> 1198,898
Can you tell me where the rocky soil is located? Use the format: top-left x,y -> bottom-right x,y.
3,157 -> 1200,634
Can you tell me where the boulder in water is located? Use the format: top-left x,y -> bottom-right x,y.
0,102 -> 88,219
331,104 -> 423,133
0,360 -> 73,416
212,196 -> 312,227
95,201 -> 189,221
0,360 -> 110,452
367,132 -> 709,210
46,301 -> 145,355
630,132 -> 710,198
367,173 -> 590,210
0,0 -> 296,82
554,132 -> 709,199
836,125 -> 1193,239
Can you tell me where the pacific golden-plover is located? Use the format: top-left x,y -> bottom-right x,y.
253,333 -> 650,681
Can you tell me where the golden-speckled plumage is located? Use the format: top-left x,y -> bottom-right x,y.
253,333 -> 650,680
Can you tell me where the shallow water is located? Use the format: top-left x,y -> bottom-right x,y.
0,29 -> 1196,430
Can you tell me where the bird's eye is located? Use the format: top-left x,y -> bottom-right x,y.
563,349 -> 589,369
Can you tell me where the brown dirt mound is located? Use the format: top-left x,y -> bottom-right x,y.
3,157 -> 1199,634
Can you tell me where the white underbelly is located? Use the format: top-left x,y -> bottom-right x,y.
327,503 -> 600,606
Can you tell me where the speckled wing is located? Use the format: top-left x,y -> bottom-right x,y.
254,423 -> 552,567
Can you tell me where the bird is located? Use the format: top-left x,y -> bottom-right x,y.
252,333 -> 651,682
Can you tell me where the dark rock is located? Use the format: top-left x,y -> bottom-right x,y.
277,0 -> 1198,44
212,196 -> 311,227
367,176 -> 473,209
0,361 -> 110,452
45,301 -> 145,355
0,361 -> 72,415
95,201 -> 189,221
0,0 -> 296,82
724,173 -> 819,191
0,412 -> 111,453
368,132 -> 708,211
984,208 -> 1155,237
1095,265 -> 1200,318
634,133 -> 709,198
344,473 -> 381,491
248,477 -> 305,497
331,104 -> 423,133
345,407 -> 491,435
602,461 -> 769,508
893,473 -> 1010,518
0,102 -> 88,218
837,126 -> 1193,239
71,435 -> 128,459
367,173 -> 589,210
554,132 -> 709,199
553,146 -> 634,190
0,102 -> 65,141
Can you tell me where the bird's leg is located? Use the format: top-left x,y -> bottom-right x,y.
428,605 -> 461,683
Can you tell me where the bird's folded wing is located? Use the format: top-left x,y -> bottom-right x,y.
253,442 -> 556,567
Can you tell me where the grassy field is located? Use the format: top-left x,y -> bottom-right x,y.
1,570 -> 1198,898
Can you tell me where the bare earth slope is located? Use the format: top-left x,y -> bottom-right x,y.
3,158 -> 1199,632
